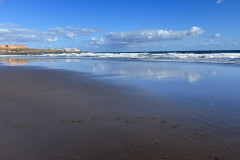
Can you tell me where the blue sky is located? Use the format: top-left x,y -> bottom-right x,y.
0,0 -> 239,51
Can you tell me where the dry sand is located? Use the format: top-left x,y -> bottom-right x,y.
0,65 -> 239,160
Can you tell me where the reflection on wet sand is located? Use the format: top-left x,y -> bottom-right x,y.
1,56 -> 240,160
0,66 -> 239,160
0,58 -> 202,83
0,58 -> 29,66
0,58 -> 64,66
89,62 -> 201,83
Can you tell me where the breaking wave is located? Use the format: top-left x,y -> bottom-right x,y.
1,50 -> 240,64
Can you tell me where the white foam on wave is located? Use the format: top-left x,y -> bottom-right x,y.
0,55 -> 26,57
148,52 -> 240,64
1,52 -> 240,64
38,52 -> 149,58
152,53 -> 240,59
81,52 -> 150,59
42,52 -> 240,60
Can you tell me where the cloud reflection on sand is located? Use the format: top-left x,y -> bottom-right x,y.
89,62 -> 201,83
0,57 -> 202,83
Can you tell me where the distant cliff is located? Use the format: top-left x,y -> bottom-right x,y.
0,45 -> 86,55
0,48 -> 85,55
0,45 -> 27,50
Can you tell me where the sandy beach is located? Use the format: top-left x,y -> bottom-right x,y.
1,64 -> 240,160
1,0 -> 240,159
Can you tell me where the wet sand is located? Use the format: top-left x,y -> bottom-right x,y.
0,65 -> 240,160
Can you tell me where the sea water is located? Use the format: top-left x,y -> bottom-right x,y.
22,50 -> 240,64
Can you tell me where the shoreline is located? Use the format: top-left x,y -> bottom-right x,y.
1,50 -> 240,66
0,65 -> 240,160
0,51 -> 87,55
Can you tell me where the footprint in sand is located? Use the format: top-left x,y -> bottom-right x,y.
71,120 -> 84,123
161,120 -> 167,124
136,116 -> 143,119
217,147 -> 225,151
116,116 -> 121,120
202,140 -> 208,144
208,155 -> 219,160
172,124 -> 178,128
72,155 -> 80,160
194,130 -> 206,139
13,124 -> 30,129
91,117 -> 97,121
62,116 -> 97,124
131,143 -> 138,147
179,153 -> 185,159
125,120 -> 130,123
193,129 -> 202,135
61,120 -> 68,123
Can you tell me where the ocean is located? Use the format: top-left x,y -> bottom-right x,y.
1,50 -> 240,64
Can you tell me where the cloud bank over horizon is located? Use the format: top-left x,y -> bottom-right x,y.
0,23 -> 22,27
86,27 -> 205,48
0,25 -> 104,43
0,23 -> 236,51
0,25 -> 205,47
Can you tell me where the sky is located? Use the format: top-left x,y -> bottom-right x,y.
0,0 -> 239,52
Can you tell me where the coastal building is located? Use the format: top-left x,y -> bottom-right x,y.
0,45 -> 27,50
64,48 -> 80,52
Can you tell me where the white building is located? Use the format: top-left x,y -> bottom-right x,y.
64,48 -> 80,52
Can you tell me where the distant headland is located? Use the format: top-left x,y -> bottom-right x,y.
0,44 -> 85,55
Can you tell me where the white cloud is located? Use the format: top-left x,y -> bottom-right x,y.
48,26 -> 103,39
229,42 -> 238,46
186,40 -> 222,46
86,26 -> 205,48
211,34 -> 221,38
0,26 -> 104,43
0,23 -> 22,27
186,40 -> 238,47
217,0 -> 224,4
0,28 -> 57,42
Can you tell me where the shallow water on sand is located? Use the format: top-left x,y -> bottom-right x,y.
1,57 -> 240,159
1,57 -> 240,128
1,57 -> 240,111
